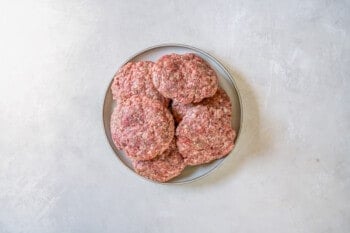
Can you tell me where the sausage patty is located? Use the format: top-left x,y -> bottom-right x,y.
152,53 -> 218,104
111,61 -> 169,106
132,139 -> 185,182
176,106 -> 236,166
110,96 -> 174,161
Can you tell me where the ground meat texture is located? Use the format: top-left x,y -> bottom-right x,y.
110,107 -> 123,149
132,139 -> 185,182
152,53 -> 218,104
110,96 -> 174,161
171,87 -> 232,123
176,106 -> 236,166
111,61 -> 169,107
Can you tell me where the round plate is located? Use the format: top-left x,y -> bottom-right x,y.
103,44 -> 243,184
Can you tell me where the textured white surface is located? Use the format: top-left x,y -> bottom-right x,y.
1,0 -> 350,232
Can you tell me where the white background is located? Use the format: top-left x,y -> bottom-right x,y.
1,0 -> 349,232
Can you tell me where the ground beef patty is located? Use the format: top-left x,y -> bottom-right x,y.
132,139 -> 185,182
111,61 -> 169,106
152,53 -> 218,104
110,96 -> 174,161
171,87 -> 232,123
176,106 -> 236,166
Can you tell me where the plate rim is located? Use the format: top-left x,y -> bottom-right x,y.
102,43 -> 244,185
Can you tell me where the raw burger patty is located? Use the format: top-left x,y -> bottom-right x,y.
110,96 -> 174,161
176,106 -> 236,166
152,53 -> 218,104
111,61 -> 169,106
132,139 -> 185,182
171,87 -> 232,123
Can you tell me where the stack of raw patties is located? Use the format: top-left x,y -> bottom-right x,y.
110,53 -> 236,182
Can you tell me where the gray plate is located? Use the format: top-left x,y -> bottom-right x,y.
103,44 -> 243,184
